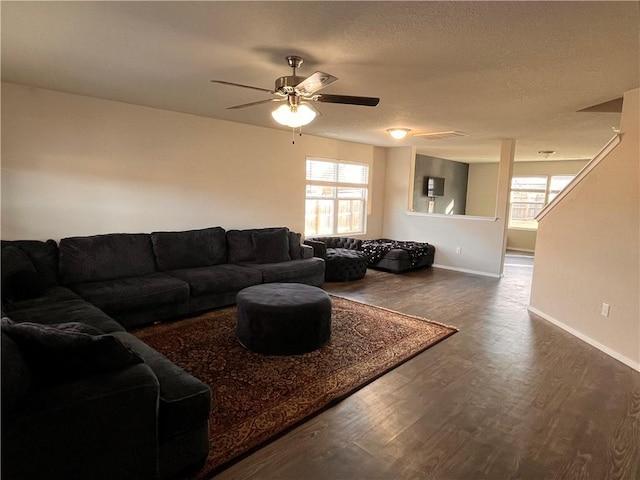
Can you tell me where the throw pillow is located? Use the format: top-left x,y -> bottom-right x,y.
288,232 -> 302,260
1,319 -> 144,383
1,239 -> 60,289
1,246 -> 43,303
252,229 -> 291,264
226,230 -> 256,264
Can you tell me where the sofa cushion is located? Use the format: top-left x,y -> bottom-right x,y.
4,288 -> 125,334
226,227 -> 289,264
252,228 -> 291,264
167,264 -> 262,296
112,331 -> 212,437
70,273 -> 190,315
59,233 -> 157,284
1,319 -> 143,383
1,246 -> 44,303
243,257 -> 326,284
151,227 -> 227,271
2,286 -> 82,313
1,239 -> 59,288
1,329 -> 34,414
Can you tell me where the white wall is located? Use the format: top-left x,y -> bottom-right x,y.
381,146 -> 511,277
530,88 -> 640,370
1,83 -> 385,241
465,162 -> 499,217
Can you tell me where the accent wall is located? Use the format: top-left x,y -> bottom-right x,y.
411,154 -> 469,215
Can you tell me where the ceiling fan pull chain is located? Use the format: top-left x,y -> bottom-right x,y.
292,127 -> 295,144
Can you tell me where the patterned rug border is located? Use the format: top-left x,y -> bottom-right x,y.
135,295 -> 458,479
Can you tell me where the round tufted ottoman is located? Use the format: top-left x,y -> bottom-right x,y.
325,248 -> 368,282
236,283 -> 332,355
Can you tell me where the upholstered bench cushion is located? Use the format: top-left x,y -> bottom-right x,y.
236,283 -> 331,355
324,248 -> 368,282
363,241 -> 436,273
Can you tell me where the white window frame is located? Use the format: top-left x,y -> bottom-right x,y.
305,157 -> 369,237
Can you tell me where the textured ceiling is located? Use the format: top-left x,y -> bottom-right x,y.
2,1 -> 638,162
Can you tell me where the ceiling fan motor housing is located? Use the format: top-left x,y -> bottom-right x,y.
275,75 -> 305,94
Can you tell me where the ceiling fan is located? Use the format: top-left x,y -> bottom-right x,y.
211,56 -> 380,128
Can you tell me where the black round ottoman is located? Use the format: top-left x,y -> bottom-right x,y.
236,283 -> 332,355
325,248 -> 368,282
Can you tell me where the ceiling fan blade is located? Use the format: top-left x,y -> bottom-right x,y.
227,98 -> 284,110
211,79 -> 273,94
295,71 -> 338,95
315,94 -> 380,107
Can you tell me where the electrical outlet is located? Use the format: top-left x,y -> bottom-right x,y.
456,247 -> 462,255
601,303 -> 610,317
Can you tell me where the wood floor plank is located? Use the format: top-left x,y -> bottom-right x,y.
214,260 -> 640,480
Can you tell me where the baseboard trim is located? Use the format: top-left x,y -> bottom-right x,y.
432,263 -> 501,279
527,306 -> 640,372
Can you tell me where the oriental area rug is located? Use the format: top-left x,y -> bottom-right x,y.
133,295 -> 458,479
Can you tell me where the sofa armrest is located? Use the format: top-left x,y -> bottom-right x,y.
2,363 -> 161,480
303,239 -> 327,260
300,243 -> 314,259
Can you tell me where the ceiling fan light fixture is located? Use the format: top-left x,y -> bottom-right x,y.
272,103 -> 316,128
387,128 -> 411,139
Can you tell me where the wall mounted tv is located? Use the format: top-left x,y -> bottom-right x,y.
424,176 -> 445,197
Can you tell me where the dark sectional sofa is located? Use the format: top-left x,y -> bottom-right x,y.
1,226 -> 324,480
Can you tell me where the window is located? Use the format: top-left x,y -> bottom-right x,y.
509,175 -> 575,230
305,158 -> 369,236
548,175 -> 574,202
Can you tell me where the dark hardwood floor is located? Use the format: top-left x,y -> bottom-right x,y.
215,257 -> 640,480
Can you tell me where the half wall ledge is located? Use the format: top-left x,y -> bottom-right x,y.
406,211 -> 498,222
